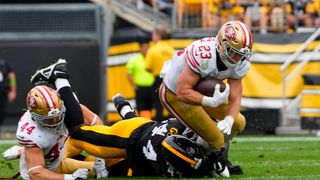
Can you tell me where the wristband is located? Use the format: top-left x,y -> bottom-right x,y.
224,115 -> 234,122
27,165 -> 42,173
9,78 -> 16,85
64,174 -> 73,180
90,114 -> 98,126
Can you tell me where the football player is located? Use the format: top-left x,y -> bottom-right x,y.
159,20 -> 253,174
29,59 -> 228,178
15,83 -> 108,179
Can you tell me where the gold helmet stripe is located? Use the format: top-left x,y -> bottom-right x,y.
236,21 -> 251,48
35,86 -> 56,111
162,140 -> 197,166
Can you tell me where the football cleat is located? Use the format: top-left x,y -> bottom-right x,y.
213,160 -> 230,177
94,157 -> 109,178
30,58 -> 69,85
227,161 -> 243,175
209,148 -> 230,178
112,93 -> 132,114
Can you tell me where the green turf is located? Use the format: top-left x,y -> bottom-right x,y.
1,136 -> 320,179
228,136 -> 320,180
0,144 -> 20,179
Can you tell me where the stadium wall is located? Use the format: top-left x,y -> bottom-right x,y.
106,32 -> 320,134
0,4 -> 106,134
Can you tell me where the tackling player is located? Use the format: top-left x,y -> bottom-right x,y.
29,59 -> 229,178
15,83 -> 108,180
159,20 -> 253,174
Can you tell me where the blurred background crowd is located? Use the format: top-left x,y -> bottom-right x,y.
128,0 -> 320,33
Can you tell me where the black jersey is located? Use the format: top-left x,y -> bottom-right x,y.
127,118 -> 188,177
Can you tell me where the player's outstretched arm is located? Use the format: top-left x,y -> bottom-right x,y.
80,104 -> 103,125
25,146 -> 89,180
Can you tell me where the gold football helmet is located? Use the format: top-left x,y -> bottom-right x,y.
217,21 -> 253,68
27,85 -> 66,132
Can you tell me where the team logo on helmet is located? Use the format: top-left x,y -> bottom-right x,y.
28,96 -> 37,109
225,26 -> 236,41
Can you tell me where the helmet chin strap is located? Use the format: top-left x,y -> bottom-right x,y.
220,53 -> 237,69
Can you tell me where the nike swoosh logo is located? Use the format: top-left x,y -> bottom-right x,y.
54,71 -> 64,75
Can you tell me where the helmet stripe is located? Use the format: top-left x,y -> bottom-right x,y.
236,21 -> 251,48
162,140 -> 197,166
35,86 -> 56,111
41,86 -> 56,110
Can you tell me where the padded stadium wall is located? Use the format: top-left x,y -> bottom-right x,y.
0,4 -> 106,133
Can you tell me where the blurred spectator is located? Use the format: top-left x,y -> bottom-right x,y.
126,41 -> 155,119
286,0 -> 314,30
220,0 -> 245,23
269,0 -> 287,32
176,0 -> 203,28
145,26 -> 175,122
204,0 -> 245,30
0,59 -> 17,136
203,0 -> 220,29
244,0 -> 269,34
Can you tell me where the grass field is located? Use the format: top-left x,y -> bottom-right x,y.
1,136 -> 320,179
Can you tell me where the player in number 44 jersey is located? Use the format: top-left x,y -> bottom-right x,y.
160,20 -> 253,175
16,84 -> 108,180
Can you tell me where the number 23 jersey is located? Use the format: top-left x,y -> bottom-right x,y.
16,111 -> 68,179
163,37 -> 250,93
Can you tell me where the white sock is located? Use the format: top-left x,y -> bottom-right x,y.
55,78 -> 71,91
120,106 -> 134,117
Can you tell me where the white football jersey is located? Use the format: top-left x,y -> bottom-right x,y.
163,37 -> 250,93
16,111 -> 68,179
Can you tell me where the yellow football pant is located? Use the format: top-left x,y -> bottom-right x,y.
159,84 -> 245,149
57,137 -> 95,176
68,117 -> 153,159
58,137 -> 127,176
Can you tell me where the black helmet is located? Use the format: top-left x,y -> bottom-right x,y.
160,135 -> 210,177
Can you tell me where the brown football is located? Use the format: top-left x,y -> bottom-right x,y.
194,77 -> 226,96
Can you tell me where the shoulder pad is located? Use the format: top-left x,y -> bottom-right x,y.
186,38 -> 216,77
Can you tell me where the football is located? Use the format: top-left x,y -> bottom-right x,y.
194,77 -> 226,96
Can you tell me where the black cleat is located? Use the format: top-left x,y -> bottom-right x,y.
30,58 -> 69,85
209,148 -> 230,178
112,93 -> 132,114
227,161 -> 243,175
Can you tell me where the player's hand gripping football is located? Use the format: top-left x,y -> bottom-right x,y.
217,116 -> 234,135
201,84 -> 230,107
64,168 -> 89,180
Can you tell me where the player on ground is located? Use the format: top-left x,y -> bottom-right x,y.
29,59 -> 229,178
16,72 -> 108,179
159,20 -> 253,174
